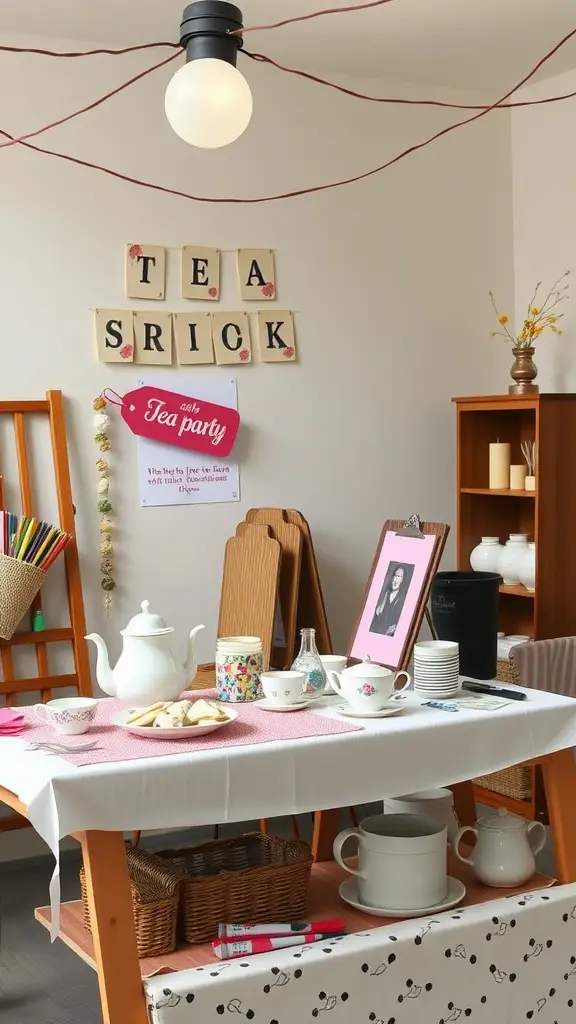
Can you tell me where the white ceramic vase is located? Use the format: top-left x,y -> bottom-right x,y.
498,534 -> 529,585
470,536 -> 503,573
519,541 -> 536,592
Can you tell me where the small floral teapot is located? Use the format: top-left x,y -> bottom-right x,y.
454,808 -> 546,887
328,658 -> 411,714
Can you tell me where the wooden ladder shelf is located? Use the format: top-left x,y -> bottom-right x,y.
0,391 -> 91,831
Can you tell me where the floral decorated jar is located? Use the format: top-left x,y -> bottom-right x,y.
216,637 -> 263,702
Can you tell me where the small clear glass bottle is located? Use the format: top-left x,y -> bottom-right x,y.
291,627 -> 327,697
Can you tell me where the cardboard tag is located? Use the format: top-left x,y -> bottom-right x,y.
121,385 -> 239,458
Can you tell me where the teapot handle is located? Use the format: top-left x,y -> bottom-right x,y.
453,825 -> 478,865
527,820 -> 546,857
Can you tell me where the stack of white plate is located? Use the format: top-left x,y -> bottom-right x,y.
414,640 -> 459,698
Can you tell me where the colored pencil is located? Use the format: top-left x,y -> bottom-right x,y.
1,512 -> 71,570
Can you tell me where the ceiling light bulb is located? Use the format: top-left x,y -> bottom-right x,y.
165,57 -> 253,149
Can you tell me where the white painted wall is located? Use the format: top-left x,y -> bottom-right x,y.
511,71 -> 576,387
0,34 -> 514,860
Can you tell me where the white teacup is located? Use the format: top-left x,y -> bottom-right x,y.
260,671 -> 306,705
34,697 -> 99,735
329,664 -> 411,713
320,656 -> 347,693
333,813 -> 447,910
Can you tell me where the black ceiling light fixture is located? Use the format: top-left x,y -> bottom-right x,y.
165,1 -> 253,149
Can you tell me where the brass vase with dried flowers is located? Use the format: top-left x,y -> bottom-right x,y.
489,272 -> 570,394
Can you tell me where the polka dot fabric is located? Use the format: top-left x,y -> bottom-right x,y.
146,883 -> 576,1024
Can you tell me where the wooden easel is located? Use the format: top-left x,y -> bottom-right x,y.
245,508 -> 333,665
0,391 -> 91,833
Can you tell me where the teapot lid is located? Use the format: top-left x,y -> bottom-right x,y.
121,600 -> 173,637
344,657 -> 390,677
478,808 -> 526,832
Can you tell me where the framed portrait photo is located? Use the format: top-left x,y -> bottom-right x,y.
349,521 -> 447,670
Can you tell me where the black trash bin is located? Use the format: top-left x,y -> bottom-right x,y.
430,571 -> 502,680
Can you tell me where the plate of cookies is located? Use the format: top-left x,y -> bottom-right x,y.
114,699 -> 237,738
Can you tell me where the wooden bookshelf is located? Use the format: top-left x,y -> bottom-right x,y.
453,394 -> 576,641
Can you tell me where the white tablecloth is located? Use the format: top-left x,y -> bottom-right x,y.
146,882 -> 576,1024
2,686 -> 576,938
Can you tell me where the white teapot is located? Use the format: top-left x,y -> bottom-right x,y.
328,658 -> 411,713
86,601 -> 205,706
454,808 -> 546,887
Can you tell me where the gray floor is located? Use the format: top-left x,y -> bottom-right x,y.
0,852 -> 101,1023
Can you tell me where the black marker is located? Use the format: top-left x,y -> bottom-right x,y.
462,681 -> 527,701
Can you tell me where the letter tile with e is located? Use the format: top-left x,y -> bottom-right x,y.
212,311 -> 252,365
181,245 -> 220,301
256,310 -> 296,363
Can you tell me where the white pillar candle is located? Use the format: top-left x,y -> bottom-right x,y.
510,464 -> 528,490
489,442 -> 510,489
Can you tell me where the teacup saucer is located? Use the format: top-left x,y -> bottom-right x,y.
339,876 -> 466,918
335,702 -> 404,720
255,698 -> 311,713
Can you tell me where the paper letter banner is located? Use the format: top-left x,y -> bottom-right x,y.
118,385 -> 240,457
125,243 -> 166,300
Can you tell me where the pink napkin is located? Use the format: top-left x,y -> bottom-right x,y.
0,707 -> 25,735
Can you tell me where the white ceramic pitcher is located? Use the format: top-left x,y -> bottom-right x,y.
333,813 -> 447,910
454,808 -> 546,887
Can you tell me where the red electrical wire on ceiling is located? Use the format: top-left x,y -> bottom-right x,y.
0,0 -> 575,203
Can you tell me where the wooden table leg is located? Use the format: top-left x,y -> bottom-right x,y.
80,831 -> 147,1024
541,748 -> 576,883
450,782 -> 477,827
312,809 -> 342,861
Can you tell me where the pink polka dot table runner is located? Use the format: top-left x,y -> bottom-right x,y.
19,691 -> 361,767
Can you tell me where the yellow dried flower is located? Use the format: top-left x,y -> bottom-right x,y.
93,397 -> 106,411
99,518 -> 113,534
96,458 -> 108,474
498,315 -> 509,325
98,477 -> 109,495
100,539 -> 113,556
530,308 -> 540,315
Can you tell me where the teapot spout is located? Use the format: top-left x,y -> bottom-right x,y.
185,624 -> 205,686
85,633 -> 116,697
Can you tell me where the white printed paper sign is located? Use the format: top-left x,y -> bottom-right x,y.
137,376 -> 240,507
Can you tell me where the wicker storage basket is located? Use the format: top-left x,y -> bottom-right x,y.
152,832 -> 312,944
474,655 -> 532,801
80,846 -> 182,958
0,554 -> 45,640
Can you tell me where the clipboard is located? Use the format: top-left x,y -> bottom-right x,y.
347,514 -> 450,671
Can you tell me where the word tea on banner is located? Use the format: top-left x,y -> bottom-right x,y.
94,309 -> 297,366
125,244 -> 276,305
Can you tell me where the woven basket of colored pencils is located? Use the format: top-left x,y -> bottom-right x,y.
0,513 -> 72,639
0,554 -> 46,640
150,832 -> 312,944
80,846 -> 183,959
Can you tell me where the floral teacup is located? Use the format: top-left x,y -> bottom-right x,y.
34,697 -> 99,735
